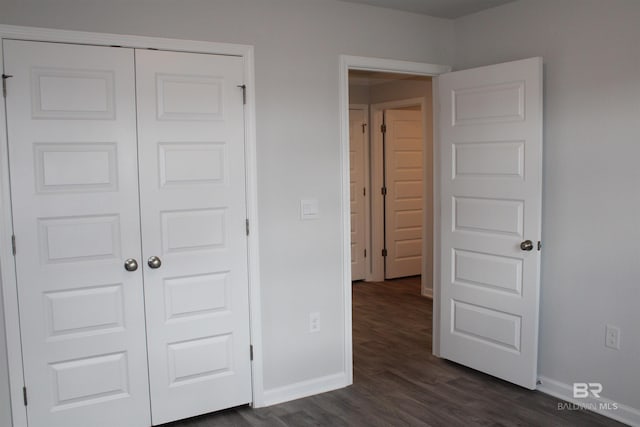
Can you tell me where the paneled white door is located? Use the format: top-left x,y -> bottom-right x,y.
135,50 -> 252,425
349,108 -> 367,281
4,40 -> 252,427
3,40 -> 151,427
384,109 -> 423,279
438,58 -> 543,389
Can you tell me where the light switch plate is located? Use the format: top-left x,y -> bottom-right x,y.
300,199 -> 319,220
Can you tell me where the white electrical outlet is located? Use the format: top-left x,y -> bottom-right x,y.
309,312 -> 320,333
605,324 -> 621,350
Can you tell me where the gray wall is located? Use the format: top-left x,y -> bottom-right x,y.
368,77 -> 431,105
455,0 -> 640,411
348,85 -> 370,105
0,0 -> 454,416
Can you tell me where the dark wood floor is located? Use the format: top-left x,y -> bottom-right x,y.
167,277 -> 623,426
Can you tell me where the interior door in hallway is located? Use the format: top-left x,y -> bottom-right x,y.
3,40 -> 151,427
384,109 -> 423,279
349,108 -> 368,281
438,57 -> 543,389
135,49 -> 252,425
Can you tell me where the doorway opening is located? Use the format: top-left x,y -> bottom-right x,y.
339,56 -> 450,384
347,69 -> 434,385
348,70 -> 433,290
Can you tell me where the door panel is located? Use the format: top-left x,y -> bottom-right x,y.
384,109 -> 423,279
438,57 -> 543,389
3,40 -> 151,427
349,108 -> 367,281
135,49 -> 252,425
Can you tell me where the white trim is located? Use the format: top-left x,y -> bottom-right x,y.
348,104 -> 371,282
338,56 -> 354,386
241,47 -> 266,409
339,55 -> 451,390
537,376 -> 640,427
346,55 -> 451,76
370,109 -> 385,282
262,373 -> 349,407
431,77 -> 442,357
0,24 -> 263,425
0,24 -> 249,56
0,38 -> 23,427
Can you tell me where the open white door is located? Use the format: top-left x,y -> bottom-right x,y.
438,57 -> 542,389
384,109 -> 423,279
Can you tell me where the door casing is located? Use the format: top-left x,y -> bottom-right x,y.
348,104 -> 371,281
0,24 -> 264,427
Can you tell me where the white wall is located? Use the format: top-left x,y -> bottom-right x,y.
455,0 -> 640,413
0,0 -> 454,410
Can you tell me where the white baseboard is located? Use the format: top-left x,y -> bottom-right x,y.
261,372 -> 349,407
537,376 -> 640,426
421,287 -> 433,299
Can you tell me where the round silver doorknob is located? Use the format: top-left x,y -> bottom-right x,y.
124,258 -> 139,272
147,256 -> 162,269
520,240 -> 534,251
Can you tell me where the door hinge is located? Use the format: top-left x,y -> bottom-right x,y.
250,345 -> 254,361
361,123 -> 366,133
538,241 -> 542,251
2,74 -> 13,98
382,248 -> 387,257
237,84 -> 247,105
380,123 -> 387,133
245,219 -> 250,236
381,187 -> 387,196
11,235 -> 16,256
23,386 -> 27,406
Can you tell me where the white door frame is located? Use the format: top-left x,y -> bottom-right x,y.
339,55 -> 451,384
0,25 -> 265,427
348,104 -> 371,281
369,98 -> 428,289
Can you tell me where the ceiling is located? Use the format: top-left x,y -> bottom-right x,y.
338,0 -> 515,19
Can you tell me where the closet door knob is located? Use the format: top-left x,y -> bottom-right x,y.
124,258 -> 139,272
147,256 -> 162,269
520,240 -> 534,251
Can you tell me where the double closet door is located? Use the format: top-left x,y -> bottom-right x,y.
4,40 -> 252,426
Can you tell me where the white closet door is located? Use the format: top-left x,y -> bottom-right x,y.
3,40 -> 151,427
135,49 -> 252,425
384,109 -> 423,279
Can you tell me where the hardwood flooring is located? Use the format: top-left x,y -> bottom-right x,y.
167,277 -> 623,426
